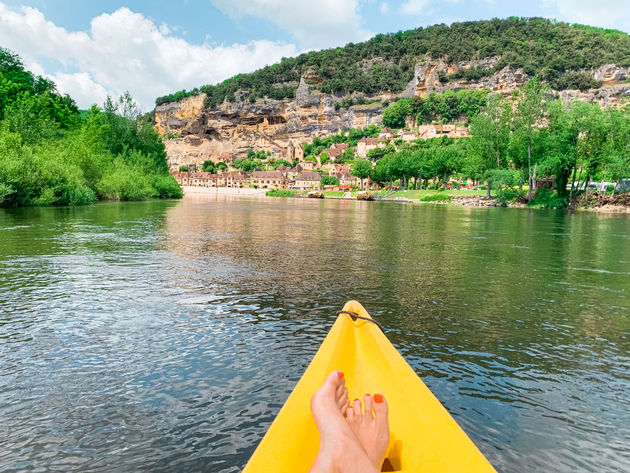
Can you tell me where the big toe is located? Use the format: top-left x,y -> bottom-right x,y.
313,371 -> 344,401
373,393 -> 388,423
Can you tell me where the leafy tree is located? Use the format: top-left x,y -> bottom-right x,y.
382,99 -> 412,128
469,93 -> 511,197
430,145 -> 463,187
512,77 -> 548,201
202,160 -> 216,173
367,144 -> 395,161
321,175 -> 340,186
351,159 -> 373,189
0,49 -> 182,207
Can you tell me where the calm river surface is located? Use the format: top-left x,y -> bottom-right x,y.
1,194 -> 629,472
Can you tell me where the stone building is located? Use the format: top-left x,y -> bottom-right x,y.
251,171 -> 287,189
356,137 -> 380,158
293,171 -> 321,189
285,140 -> 305,162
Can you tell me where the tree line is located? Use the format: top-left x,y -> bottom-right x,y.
350,79 -> 630,206
382,89 -> 489,127
156,18 -> 630,108
0,47 -> 182,207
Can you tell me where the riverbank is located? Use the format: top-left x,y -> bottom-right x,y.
182,186 -> 267,196
182,186 -> 630,213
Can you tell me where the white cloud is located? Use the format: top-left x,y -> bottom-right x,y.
52,72 -> 109,110
543,0 -> 630,33
380,3 -> 390,14
209,0 -> 372,49
0,4 -> 298,110
400,0 -> 430,15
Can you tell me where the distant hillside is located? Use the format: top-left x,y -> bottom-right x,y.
156,17 -> 630,107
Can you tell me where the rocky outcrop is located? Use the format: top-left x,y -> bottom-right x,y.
156,71 -> 385,171
156,58 -> 630,171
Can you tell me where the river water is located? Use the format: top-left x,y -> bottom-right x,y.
1,194 -> 629,472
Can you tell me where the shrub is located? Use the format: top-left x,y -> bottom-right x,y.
321,175 -> 340,186
421,194 -> 452,202
528,187 -> 569,208
152,174 -> 184,198
266,189 -> 297,197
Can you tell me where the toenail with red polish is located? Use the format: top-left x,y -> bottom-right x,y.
337,371 -> 344,380
374,393 -> 384,403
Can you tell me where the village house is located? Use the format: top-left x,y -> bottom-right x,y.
285,140 -> 305,162
189,172 -> 214,187
296,161 -> 315,171
173,171 -> 223,187
172,171 -> 190,186
417,124 -> 470,139
216,152 -> 234,163
333,164 -> 352,174
223,172 -> 248,188
401,130 -> 419,141
321,146 -> 344,162
285,166 -> 301,180
378,127 -> 393,140
333,171 -> 358,187
251,171 -> 287,189
417,125 -> 441,139
356,137 -> 380,158
293,171 -> 321,189
331,143 -> 349,152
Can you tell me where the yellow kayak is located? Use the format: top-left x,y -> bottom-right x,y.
243,301 -> 497,472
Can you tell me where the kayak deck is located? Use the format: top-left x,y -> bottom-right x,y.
243,300 -> 496,472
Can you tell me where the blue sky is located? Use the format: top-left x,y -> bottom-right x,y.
0,0 -> 628,109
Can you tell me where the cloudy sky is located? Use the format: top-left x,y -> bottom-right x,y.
1,0 -> 628,110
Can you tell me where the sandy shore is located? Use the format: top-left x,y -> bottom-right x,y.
182,186 -> 267,196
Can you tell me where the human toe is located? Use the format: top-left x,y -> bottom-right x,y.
363,394 -> 374,422
373,393 -> 388,422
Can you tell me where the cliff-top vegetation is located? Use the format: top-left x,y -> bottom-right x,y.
156,17 -> 630,107
0,47 -> 182,207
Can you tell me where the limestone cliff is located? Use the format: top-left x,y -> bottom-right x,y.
155,59 -> 630,171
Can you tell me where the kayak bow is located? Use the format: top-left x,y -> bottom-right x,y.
243,300 -> 496,472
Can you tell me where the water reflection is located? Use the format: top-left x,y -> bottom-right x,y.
1,195 -> 629,472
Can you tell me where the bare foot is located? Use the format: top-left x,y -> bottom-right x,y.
346,393 -> 390,470
309,371 -> 378,473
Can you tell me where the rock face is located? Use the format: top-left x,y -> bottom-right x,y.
155,58 -> 630,171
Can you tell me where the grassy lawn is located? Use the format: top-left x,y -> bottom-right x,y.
266,189 -> 301,197
323,191 -> 345,197
389,189 -> 494,199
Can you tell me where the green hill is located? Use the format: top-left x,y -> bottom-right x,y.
156,17 -> 630,107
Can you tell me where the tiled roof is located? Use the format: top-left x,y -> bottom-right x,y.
296,171 -> 321,181
252,171 -> 284,179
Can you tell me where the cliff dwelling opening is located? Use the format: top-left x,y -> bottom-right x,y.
204,129 -> 220,139
267,115 -> 286,125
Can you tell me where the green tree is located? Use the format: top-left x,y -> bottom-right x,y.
321,175 -> 340,186
382,98 -> 412,128
202,160 -> 216,173
513,77 -> 549,201
469,93 -> 511,197
351,159 -> 373,189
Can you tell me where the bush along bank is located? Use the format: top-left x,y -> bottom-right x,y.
0,47 -> 182,207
